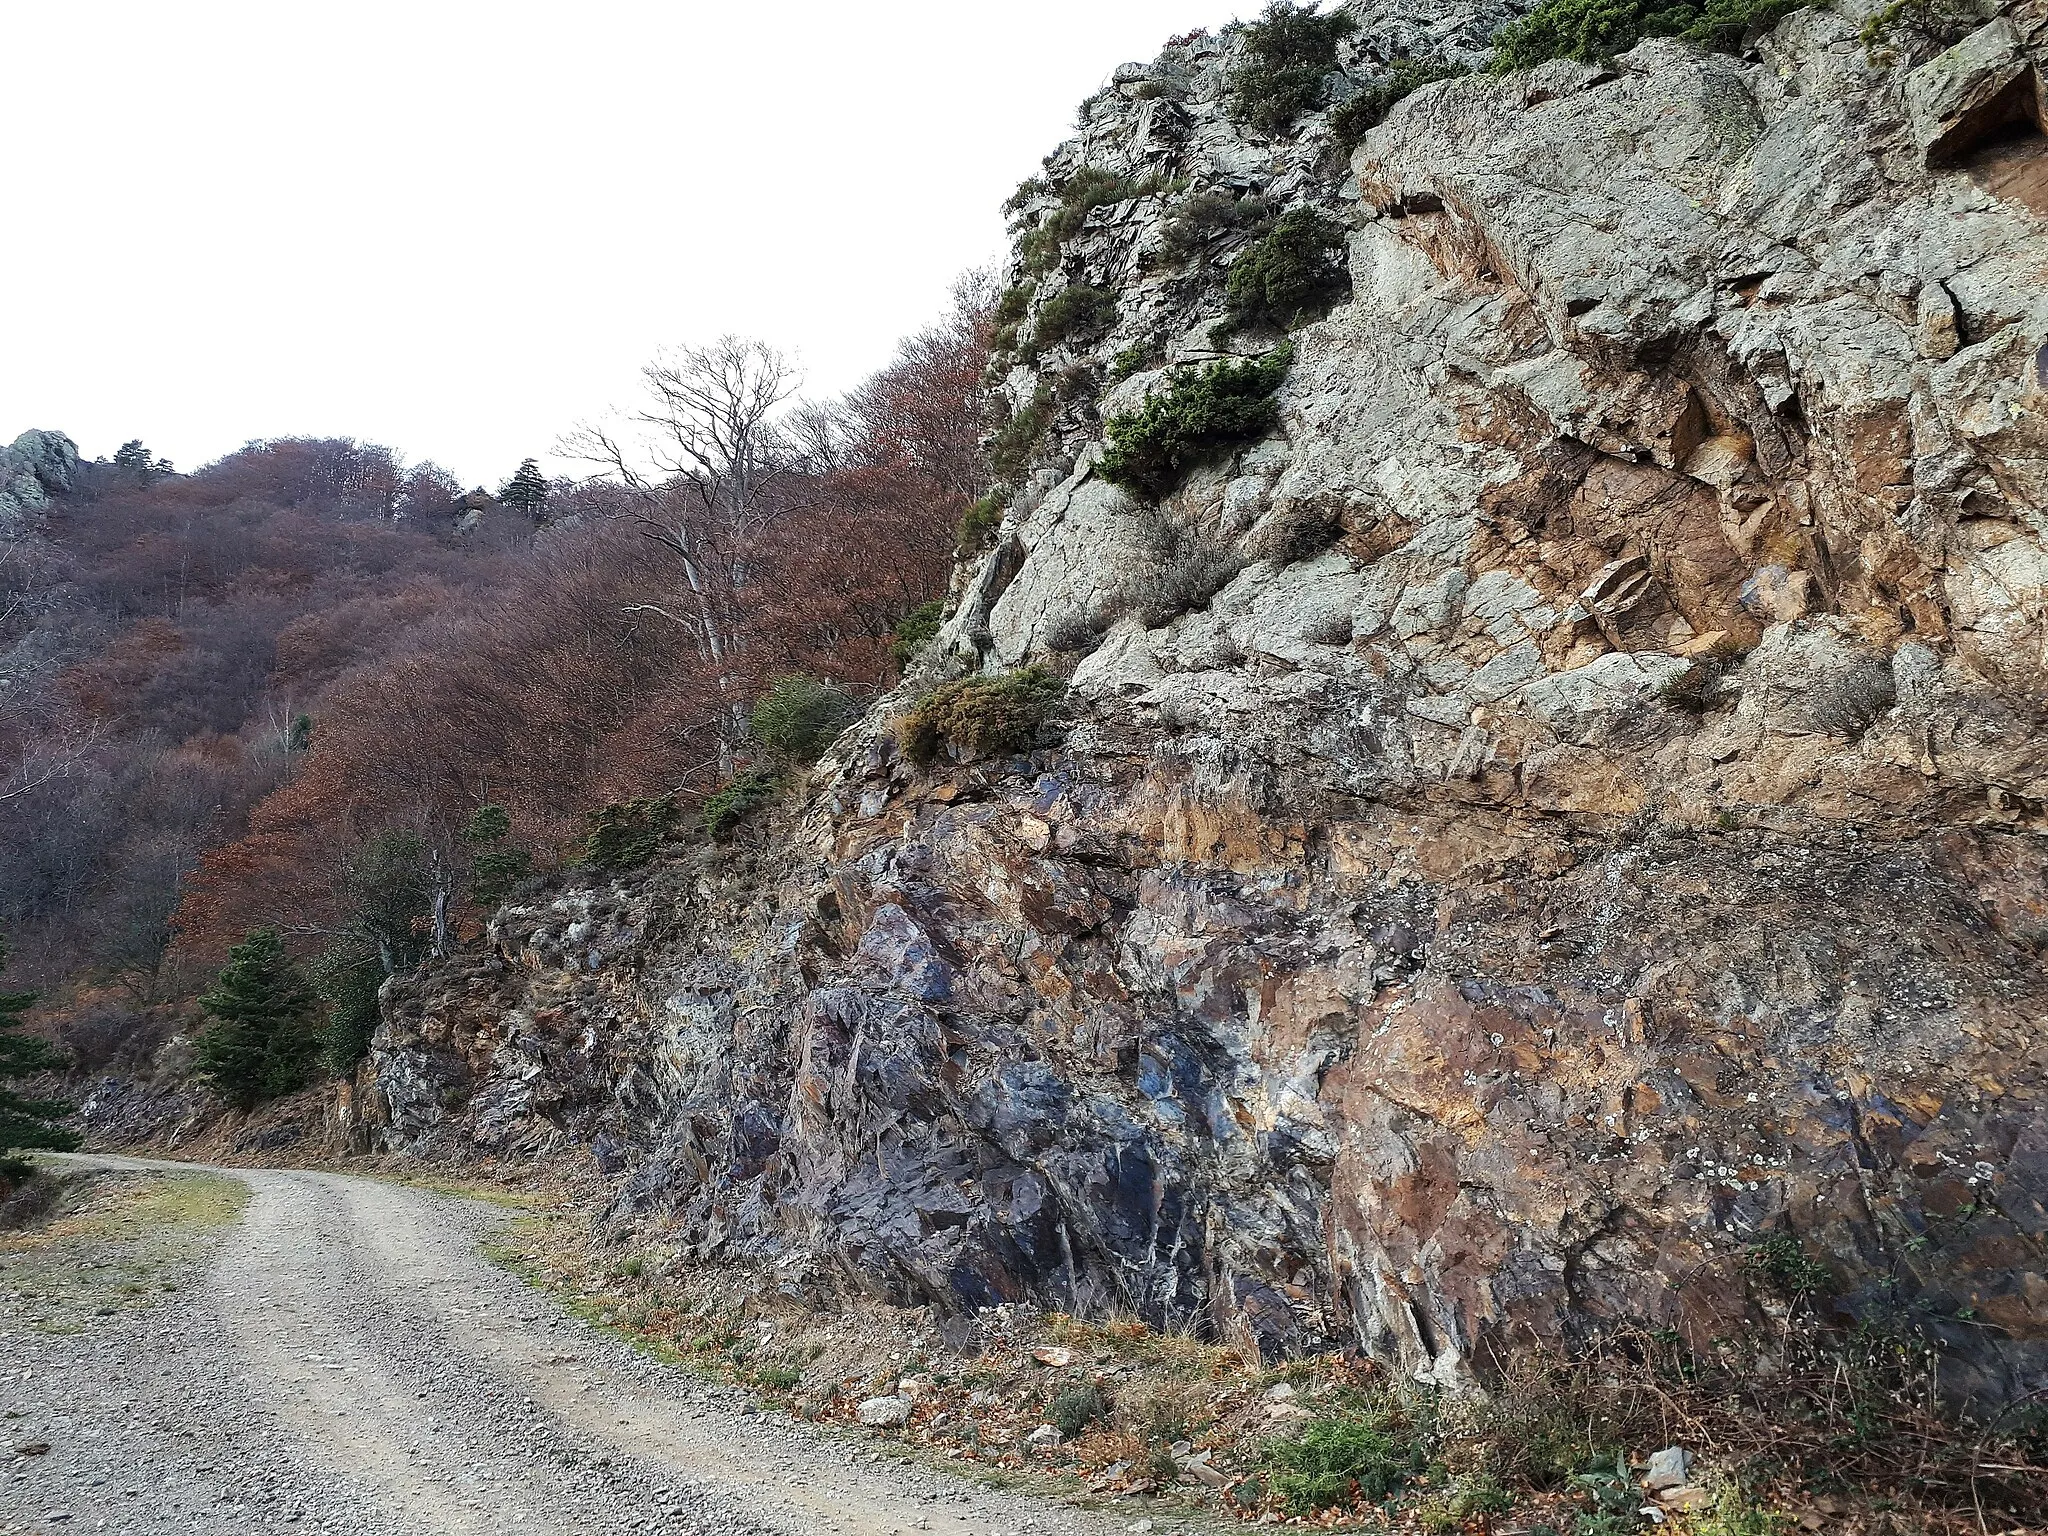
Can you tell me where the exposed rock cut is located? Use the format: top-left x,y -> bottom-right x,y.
368,0 -> 2048,1410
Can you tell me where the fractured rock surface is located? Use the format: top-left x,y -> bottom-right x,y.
366,0 -> 2048,1409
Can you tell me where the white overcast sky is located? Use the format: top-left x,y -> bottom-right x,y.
5,1 -> 1257,489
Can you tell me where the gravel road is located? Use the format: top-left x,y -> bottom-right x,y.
1,1157 -> 1130,1536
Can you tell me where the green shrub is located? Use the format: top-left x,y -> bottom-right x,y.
994,280 -> 1036,328
1491,0 -> 1803,69
1096,346 -> 1292,503
583,795 -> 681,871
1159,190 -> 1277,264
990,387 -> 1055,481
462,803 -> 532,908
1330,58 -> 1465,147
1418,1472 -> 1514,1533
957,492 -> 1007,553
890,600 -> 946,668
701,770 -> 780,840
1224,207 -> 1350,333
1027,284 -> 1117,357
753,1365 -> 804,1392
1226,1 -> 1359,136
748,674 -> 858,761
898,668 -> 1061,767
1264,1404 -> 1424,1513
1110,344 -> 1154,381
311,943 -> 381,1078
1746,1232 -> 1831,1297
1050,1383 -> 1109,1438
0,936 -> 78,1178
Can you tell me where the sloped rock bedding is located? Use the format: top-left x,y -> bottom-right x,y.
367,0 -> 2048,1414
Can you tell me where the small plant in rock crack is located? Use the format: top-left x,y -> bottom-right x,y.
956,490 -> 1007,553
700,770 -> 780,840
989,386 -> 1055,481
1158,190 -> 1277,265
1024,284 -> 1117,359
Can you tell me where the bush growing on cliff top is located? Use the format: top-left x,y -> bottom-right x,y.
1224,207 -> 1350,334
1096,346 -> 1292,503
898,668 -> 1062,766
1226,1 -> 1359,136
1490,0 -> 1804,69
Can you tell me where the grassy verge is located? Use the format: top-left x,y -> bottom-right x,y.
0,1164 -> 248,1334
474,1211 -> 2045,1534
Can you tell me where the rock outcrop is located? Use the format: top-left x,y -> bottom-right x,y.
369,0 -> 2048,1411
0,429 -> 80,534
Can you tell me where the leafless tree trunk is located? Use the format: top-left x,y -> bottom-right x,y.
561,336 -> 802,775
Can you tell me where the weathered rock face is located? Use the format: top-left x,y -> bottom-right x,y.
370,0 -> 2048,1410
0,429 -> 80,533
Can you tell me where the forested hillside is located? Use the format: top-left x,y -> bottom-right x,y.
0,276 -> 990,1080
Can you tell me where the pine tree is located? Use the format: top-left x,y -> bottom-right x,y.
497,458 -> 550,523
195,929 -> 321,1111
0,937 -> 80,1181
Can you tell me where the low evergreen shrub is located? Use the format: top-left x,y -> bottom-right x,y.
990,387 -> 1055,481
1050,1383 -> 1109,1439
748,674 -> 858,761
1226,1 -> 1359,136
1159,191 -> 1277,264
701,770 -> 780,840
1491,0 -> 1803,69
1096,346 -> 1292,503
583,795 -> 681,871
0,937 -> 78,1178
890,599 -> 946,668
1224,207 -> 1350,333
957,492 -> 1007,553
1265,1400 -> 1429,1513
898,668 -> 1061,766
312,943 -> 381,1078
461,803 -> 532,908
1026,284 -> 1117,357
1330,58 -> 1465,147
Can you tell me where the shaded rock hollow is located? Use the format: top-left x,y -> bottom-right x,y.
366,0 -> 2048,1410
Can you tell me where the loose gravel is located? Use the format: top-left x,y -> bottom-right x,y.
1,1157 -> 1130,1536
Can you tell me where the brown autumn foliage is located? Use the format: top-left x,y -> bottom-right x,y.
165,278 -> 992,983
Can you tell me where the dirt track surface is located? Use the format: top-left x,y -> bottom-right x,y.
0,1157 -> 1125,1536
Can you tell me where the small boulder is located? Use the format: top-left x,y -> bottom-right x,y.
1032,1345 -> 1075,1367
856,1395 -> 913,1427
897,1374 -> 937,1403
1026,1423 -> 1063,1449
1643,1446 -> 1692,1491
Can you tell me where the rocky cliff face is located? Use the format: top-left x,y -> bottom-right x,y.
368,0 -> 2048,1411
